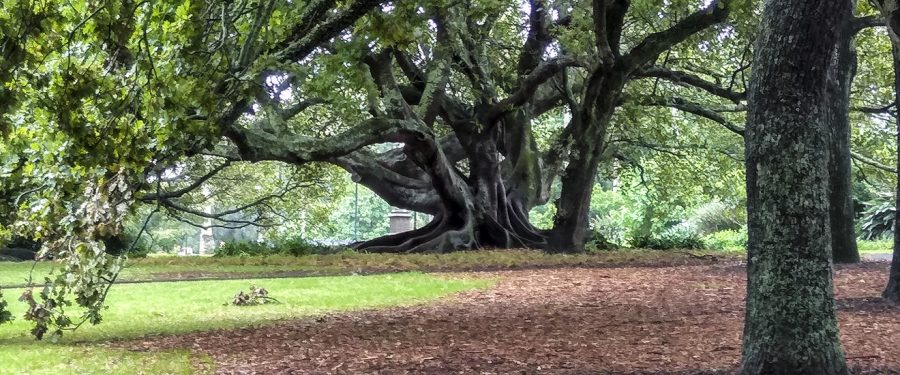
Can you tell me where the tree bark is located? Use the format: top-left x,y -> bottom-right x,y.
547,135 -> 605,253
884,42 -> 900,302
740,0 -> 850,372
827,14 -> 861,264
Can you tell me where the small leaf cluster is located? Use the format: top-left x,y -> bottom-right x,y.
0,289 -> 12,325
231,286 -> 279,306
19,245 -> 125,341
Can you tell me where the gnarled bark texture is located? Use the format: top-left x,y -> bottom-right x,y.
740,0 -> 850,372
187,0 -> 739,254
827,10 -> 860,264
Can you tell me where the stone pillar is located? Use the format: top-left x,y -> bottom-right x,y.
388,208 -> 414,234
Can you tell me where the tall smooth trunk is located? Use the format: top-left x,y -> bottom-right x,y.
740,0 -> 850,372
884,43 -> 900,302
827,16 -> 860,264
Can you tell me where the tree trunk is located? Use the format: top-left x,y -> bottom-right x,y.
827,15 -> 860,264
546,67 -> 624,253
547,134 -> 604,253
884,43 -> 900,302
353,109 -> 547,253
740,0 -> 850,372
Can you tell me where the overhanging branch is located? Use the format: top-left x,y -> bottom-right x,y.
635,65 -> 746,103
623,0 -> 731,69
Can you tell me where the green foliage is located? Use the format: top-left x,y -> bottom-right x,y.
214,237 -> 341,257
703,228 -> 748,251
271,236 -> 337,256
681,200 -> 744,235
860,200 -> 895,240
122,206 -> 199,254
857,239 -> 893,253
585,230 -> 620,252
630,227 -> 706,250
19,246 -> 125,341
213,241 -> 272,257
324,182 -> 390,241
588,187 -> 632,245
528,204 -> 556,231
0,226 -> 11,247
0,289 -> 11,325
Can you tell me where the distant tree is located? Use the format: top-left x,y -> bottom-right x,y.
827,5 -> 866,264
740,0 -> 850,372
871,0 -> 900,302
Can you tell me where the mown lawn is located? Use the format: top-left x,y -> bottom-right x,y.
858,239 -> 894,254
0,248 -> 741,287
0,273 -> 490,375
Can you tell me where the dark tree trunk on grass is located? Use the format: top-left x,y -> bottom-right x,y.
827,14 -> 861,264
740,0 -> 850,372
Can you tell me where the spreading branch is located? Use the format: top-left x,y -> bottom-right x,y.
851,151 -> 897,173
138,161 -> 232,201
635,65 -> 746,103
851,15 -> 884,33
640,96 -> 745,135
270,0 -> 382,63
485,57 -> 579,123
223,117 -> 426,164
623,0 -> 731,69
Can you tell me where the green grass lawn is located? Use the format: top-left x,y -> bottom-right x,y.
0,272 -> 490,375
0,249 -> 741,287
858,239 -> 894,254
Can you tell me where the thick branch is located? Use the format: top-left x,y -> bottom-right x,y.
641,96 -> 745,135
851,151 -> 897,173
485,57 -> 579,123
279,98 -> 328,119
623,0 -> 731,69
852,102 -> 897,114
517,0 -> 553,76
635,65 -> 746,103
139,161 -> 232,201
271,0 -> 381,63
851,15 -> 884,33
223,117 -> 424,164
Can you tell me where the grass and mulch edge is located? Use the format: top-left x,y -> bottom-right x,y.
0,248 -> 743,288
121,262 -> 900,375
0,272 -> 493,375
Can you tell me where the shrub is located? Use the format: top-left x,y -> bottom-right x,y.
681,200 -> 744,236
630,226 -> 705,250
214,237 -> 350,257
271,236 -> 334,256
585,230 -> 619,252
0,289 -> 11,324
860,200 -> 895,240
214,241 -> 273,257
703,228 -> 747,251
127,243 -> 152,258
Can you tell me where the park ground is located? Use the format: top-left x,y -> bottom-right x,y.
1,249 -> 898,374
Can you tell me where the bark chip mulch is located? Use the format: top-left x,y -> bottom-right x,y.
120,262 -> 900,374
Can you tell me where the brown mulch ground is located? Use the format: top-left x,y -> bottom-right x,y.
121,261 -> 900,374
